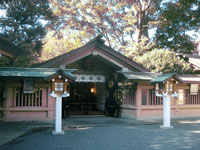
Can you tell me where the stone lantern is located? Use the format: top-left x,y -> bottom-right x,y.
46,69 -> 75,135
151,73 -> 182,129
154,77 -> 179,95
51,75 -> 68,95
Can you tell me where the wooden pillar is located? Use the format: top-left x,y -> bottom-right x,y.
5,84 -> 11,121
136,85 -> 142,119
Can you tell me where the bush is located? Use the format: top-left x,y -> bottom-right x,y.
136,49 -> 193,73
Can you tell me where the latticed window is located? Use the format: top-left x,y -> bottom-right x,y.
142,89 -> 163,105
149,89 -> 163,105
118,86 -> 136,105
15,88 -> 42,107
185,90 -> 200,104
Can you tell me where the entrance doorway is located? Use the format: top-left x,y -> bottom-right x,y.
62,82 -> 105,117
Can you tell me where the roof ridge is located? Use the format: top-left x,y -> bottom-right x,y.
0,67 -> 76,72
85,34 -> 105,45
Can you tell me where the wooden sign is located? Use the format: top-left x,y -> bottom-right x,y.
45,69 -> 75,95
51,75 -> 68,94
190,84 -> 199,95
164,78 -> 178,94
23,79 -> 34,93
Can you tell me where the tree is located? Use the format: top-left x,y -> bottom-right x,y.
45,0 -> 194,74
49,0 -> 161,51
0,0 -> 54,66
155,0 -> 200,53
136,49 -> 192,73
39,30 -> 88,62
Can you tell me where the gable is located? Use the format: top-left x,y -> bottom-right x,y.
37,36 -> 149,72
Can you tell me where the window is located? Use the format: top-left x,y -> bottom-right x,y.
149,89 -> 163,105
185,90 -> 200,104
178,89 -> 184,104
118,85 -> 136,105
15,88 -> 42,107
142,89 -> 163,105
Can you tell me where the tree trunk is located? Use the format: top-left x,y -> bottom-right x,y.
135,11 -> 149,43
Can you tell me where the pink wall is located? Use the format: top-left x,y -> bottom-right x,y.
3,80 -> 56,121
3,79 -> 200,121
121,82 -> 200,119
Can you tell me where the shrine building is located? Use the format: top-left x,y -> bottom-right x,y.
1,36 -> 200,121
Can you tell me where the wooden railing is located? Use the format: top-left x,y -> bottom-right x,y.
15,88 -> 43,107
185,90 -> 200,104
149,89 -> 163,105
118,88 -> 136,105
142,89 -> 163,106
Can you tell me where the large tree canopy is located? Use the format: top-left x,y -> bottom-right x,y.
48,0 -> 199,56
49,0 -> 161,50
0,0 -> 199,73
39,30 -> 88,62
0,0 -> 54,66
156,0 -> 200,53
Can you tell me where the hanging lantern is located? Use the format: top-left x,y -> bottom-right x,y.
46,69 -> 76,95
151,74 -> 182,95
51,75 -> 68,94
91,88 -> 94,93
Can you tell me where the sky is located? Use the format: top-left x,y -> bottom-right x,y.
0,10 -> 6,17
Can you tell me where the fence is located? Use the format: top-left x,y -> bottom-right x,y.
185,90 -> 200,105
15,87 -> 43,107
142,89 -> 163,105
118,87 -> 136,105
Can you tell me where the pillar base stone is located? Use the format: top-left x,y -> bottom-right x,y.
52,131 -> 65,135
160,126 -> 174,129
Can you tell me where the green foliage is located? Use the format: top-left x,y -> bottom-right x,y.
122,37 -> 156,60
136,49 -> 193,73
0,56 -> 12,67
0,55 -> 33,67
39,30 -> 88,62
0,0 -> 199,73
0,0 -> 54,66
156,0 -> 200,53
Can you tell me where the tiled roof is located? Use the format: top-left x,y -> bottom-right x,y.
150,73 -> 177,83
119,71 -> 160,81
177,74 -> 200,83
0,67 -> 75,79
37,35 -> 149,72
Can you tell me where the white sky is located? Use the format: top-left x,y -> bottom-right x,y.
0,10 -> 6,17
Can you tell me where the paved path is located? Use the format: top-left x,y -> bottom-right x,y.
1,119 -> 200,150
0,121 -> 53,146
0,116 -> 148,146
1,116 -> 200,150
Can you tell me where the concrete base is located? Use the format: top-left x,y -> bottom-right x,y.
52,131 -> 65,135
160,126 -> 174,129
